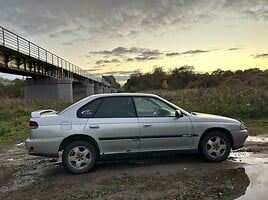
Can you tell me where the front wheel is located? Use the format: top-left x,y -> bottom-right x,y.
62,140 -> 97,174
200,131 -> 231,162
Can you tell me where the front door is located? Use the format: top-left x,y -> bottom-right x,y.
133,96 -> 193,152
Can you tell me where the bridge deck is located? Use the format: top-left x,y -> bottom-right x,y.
0,26 -> 104,85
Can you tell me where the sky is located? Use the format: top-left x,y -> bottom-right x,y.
0,0 -> 268,83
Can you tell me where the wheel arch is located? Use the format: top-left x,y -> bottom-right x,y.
198,127 -> 233,151
59,134 -> 100,155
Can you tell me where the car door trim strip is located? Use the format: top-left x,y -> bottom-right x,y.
98,134 -> 198,141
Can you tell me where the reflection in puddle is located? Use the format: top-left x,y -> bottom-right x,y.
236,165 -> 268,200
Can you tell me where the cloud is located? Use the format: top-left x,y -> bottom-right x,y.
135,56 -> 159,61
166,49 -> 216,56
91,46 -> 163,62
0,0 -> 218,38
166,52 -> 180,56
91,46 -> 162,56
92,46 -> 214,64
86,69 -> 99,72
62,41 -> 73,46
95,60 -> 110,64
111,58 -> 120,63
104,70 -> 141,75
181,49 -> 210,55
126,58 -> 135,62
255,53 -> 268,58
95,58 -> 121,65
227,47 -> 242,51
1,0 -> 267,40
223,0 -> 268,21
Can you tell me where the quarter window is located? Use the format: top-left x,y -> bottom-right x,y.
94,97 -> 136,118
77,98 -> 102,118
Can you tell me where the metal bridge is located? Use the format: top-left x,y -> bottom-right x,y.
0,26 -> 115,102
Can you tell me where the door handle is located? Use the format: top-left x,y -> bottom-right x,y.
89,125 -> 100,129
142,124 -> 152,128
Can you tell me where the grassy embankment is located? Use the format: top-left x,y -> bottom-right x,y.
0,85 -> 267,146
0,98 -> 68,146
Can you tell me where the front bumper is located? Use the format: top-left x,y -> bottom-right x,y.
25,137 -> 63,158
231,129 -> 249,150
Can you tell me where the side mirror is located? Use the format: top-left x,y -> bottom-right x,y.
175,110 -> 183,118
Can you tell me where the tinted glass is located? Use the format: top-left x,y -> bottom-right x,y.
133,97 -> 176,117
77,98 -> 102,118
94,97 -> 136,118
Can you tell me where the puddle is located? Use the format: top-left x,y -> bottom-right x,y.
229,135 -> 268,199
246,136 -> 268,143
236,165 -> 268,200
230,152 -> 268,165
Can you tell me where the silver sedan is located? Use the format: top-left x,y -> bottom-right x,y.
26,93 -> 248,174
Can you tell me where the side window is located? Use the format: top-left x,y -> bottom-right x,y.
77,98 -> 102,118
133,97 -> 176,117
94,97 -> 136,118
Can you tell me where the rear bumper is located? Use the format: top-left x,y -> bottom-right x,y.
25,137 -> 63,158
231,129 -> 249,150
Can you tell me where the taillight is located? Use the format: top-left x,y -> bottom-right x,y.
29,121 -> 38,129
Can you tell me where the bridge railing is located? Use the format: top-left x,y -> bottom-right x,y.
0,26 -> 99,82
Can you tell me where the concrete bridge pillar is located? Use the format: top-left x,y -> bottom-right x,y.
104,86 -> 112,93
94,84 -> 104,94
111,88 -> 117,93
73,83 -> 94,99
24,78 -> 73,103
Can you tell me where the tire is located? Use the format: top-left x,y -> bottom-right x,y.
62,140 -> 97,174
200,131 -> 231,162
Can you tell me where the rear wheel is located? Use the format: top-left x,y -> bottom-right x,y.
200,131 -> 231,162
62,140 -> 97,174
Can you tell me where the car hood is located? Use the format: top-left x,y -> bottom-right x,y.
190,112 -> 240,123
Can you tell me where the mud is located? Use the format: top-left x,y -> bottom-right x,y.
0,134 -> 267,200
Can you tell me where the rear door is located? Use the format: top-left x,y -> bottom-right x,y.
133,96 -> 194,151
82,96 -> 140,154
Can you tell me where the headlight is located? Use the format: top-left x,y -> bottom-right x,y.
240,123 -> 247,130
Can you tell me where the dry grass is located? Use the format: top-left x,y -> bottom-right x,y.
146,85 -> 268,119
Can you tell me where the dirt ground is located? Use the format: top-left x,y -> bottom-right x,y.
0,134 -> 267,200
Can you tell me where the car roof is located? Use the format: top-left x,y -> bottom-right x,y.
89,93 -> 159,98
